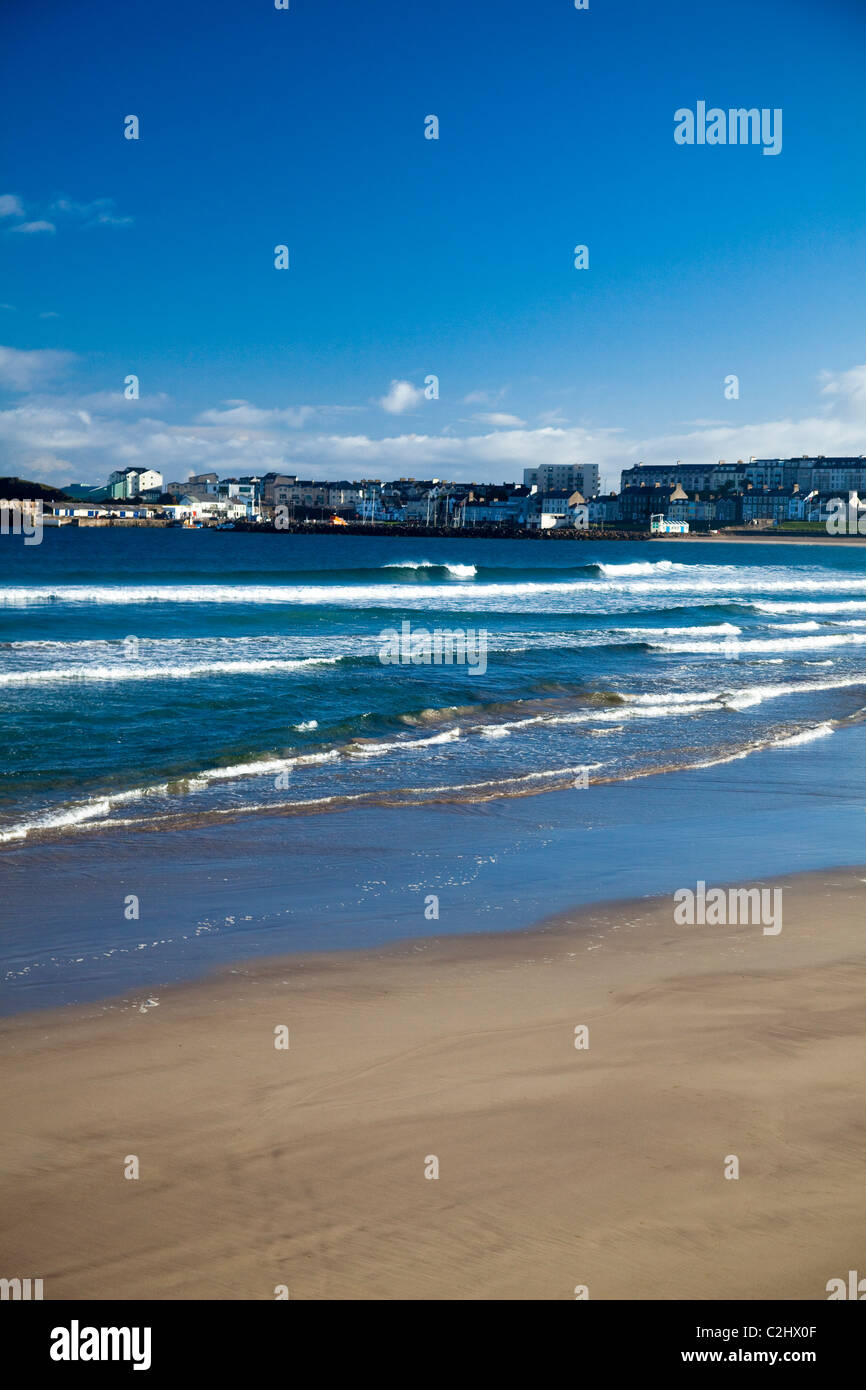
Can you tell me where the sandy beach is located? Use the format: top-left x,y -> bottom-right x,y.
1,865 -> 864,1301
654,532 -> 866,546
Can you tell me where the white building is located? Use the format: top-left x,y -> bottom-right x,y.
523,463 -> 600,496
108,467 -> 164,499
177,496 -> 240,522
651,513 -> 689,535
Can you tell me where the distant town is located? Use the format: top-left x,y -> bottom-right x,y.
8,456 -> 866,536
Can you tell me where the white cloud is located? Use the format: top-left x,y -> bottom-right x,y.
461,387 -> 508,406
624,366 -> 866,484
196,404 -> 317,429
77,390 -> 172,411
8,452 -> 76,482
50,196 -> 133,228
0,346 -> 76,391
0,195 -> 132,237
11,220 -> 56,235
379,379 -> 424,414
472,412 -> 526,428
819,365 -> 866,411
3,365 -> 866,492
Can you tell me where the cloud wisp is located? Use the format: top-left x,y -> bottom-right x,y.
1,353 -> 865,489
0,192 -> 133,235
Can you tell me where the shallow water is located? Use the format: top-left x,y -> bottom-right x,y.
1,530 -> 865,1010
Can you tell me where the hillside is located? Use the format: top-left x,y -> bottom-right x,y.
0,477 -> 73,502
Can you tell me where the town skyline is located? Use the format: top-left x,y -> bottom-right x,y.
21,453 -> 866,535
2,0 -> 866,491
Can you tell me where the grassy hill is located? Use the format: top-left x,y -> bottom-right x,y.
0,477 -> 73,502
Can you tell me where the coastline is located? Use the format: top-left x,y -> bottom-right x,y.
2,863 -> 864,1300
6,714 -> 866,1016
656,532 -> 866,547
30,514 -> 866,544
25,519 -> 866,544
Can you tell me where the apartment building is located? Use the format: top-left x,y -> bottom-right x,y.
523,463 -> 600,496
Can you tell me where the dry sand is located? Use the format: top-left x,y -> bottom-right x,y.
1,867 -> 864,1300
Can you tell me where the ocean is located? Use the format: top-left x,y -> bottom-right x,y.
2,529 -> 865,1011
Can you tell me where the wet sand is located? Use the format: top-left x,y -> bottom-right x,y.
654,532 -> 866,546
1,866 -> 864,1300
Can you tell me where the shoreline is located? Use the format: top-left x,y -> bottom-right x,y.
30,520 -> 866,544
2,863 -> 865,1299
656,531 -> 866,546
6,714 -> 866,1017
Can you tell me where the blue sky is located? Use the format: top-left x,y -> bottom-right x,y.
2,0 -> 865,489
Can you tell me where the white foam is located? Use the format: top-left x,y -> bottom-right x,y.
617,623 -> 741,638
630,675 -> 865,710
422,763 -> 605,794
346,728 -> 462,757
0,656 -> 343,687
753,600 -> 866,615
0,787 -> 145,843
9,565 -> 866,611
770,722 -> 835,748
382,560 -> 477,578
598,561 -> 679,576
653,632 -> 866,655
722,692 -> 765,711
692,748 -> 754,769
